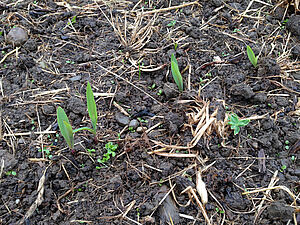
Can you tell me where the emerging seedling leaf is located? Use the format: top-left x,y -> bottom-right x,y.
171,54 -> 183,92
246,45 -> 258,68
86,81 -> 97,134
228,113 -> 250,135
57,107 -> 74,149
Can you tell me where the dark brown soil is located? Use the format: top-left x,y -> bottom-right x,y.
0,1 -> 299,224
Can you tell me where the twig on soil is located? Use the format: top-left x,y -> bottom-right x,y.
143,163 -> 163,172
98,199 -> 142,225
151,152 -> 198,157
0,47 -> 19,64
150,184 -> 177,217
142,1 -> 200,15
17,165 -> 50,225
3,120 -> 16,155
113,101 -> 130,116
30,87 -> 69,98
57,179 -> 93,214
97,63 -> 162,105
235,160 -> 256,179
0,158 -> 4,180
93,92 -> 115,98
0,78 -> 4,97
121,200 -> 136,219
222,31 -> 255,43
242,171 -> 286,224
207,190 -> 226,225
269,80 -> 300,94
181,186 -> 211,225
146,122 -> 163,134
3,130 -> 56,137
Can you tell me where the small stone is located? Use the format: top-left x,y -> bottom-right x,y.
6,27 -> 28,46
69,75 -> 82,82
115,112 -> 130,126
249,140 -> 258,149
137,127 -> 146,133
293,168 -> 300,176
43,105 -> 55,114
129,119 -> 139,129
17,139 -> 24,145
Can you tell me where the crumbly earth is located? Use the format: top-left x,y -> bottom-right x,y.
0,0 -> 299,224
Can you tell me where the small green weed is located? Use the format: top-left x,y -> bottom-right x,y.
222,51 -> 229,57
167,20 -> 176,27
205,72 -> 212,77
38,147 -> 53,159
66,60 -> 75,64
157,89 -> 163,96
285,140 -> 289,150
246,45 -> 258,68
280,165 -> 287,172
137,117 -> 148,123
97,142 -> 118,164
87,148 -> 96,156
216,208 -> 224,214
6,170 -> 17,176
228,113 -> 250,135
68,15 -> 77,25
159,178 -> 164,187
148,83 -> 156,90
171,54 -> 183,92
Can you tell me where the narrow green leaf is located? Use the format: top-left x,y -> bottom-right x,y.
63,121 -> 74,147
171,54 -> 183,92
73,127 -> 96,134
57,107 -> 74,149
86,82 -> 97,132
246,45 -> 257,67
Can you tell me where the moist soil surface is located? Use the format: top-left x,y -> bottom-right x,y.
0,1 -> 300,224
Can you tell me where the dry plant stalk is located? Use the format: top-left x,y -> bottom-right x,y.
196,170 -> 208,205
181,186 -> 211,225
17,166 -> 49,224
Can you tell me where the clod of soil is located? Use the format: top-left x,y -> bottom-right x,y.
6,27 -> 28,46
286,15 -> 300,39
266,201 -> 294,222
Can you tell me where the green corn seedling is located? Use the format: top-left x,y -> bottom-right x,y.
171,54 -> 183,92
86,81 -> 97,135
57,106 -> 74,149
57,82 -> 98,149
246,45 -> 258,68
